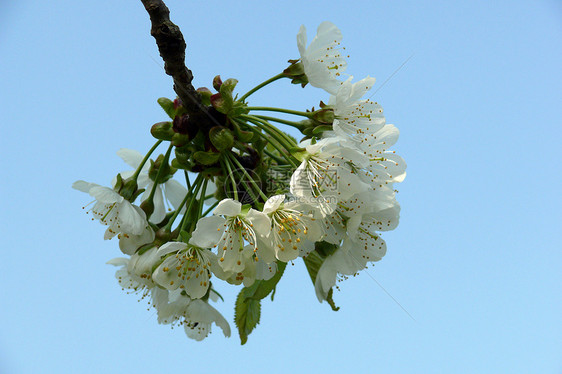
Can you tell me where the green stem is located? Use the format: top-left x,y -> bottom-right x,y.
221,157 -> 239,201
146,143 -> 173,203
132,140 -> 163,180
241,115 -> 295,150
164,173 -> 203,231
255,115 -> 306,131
227,152 -> 268,201
201,199 -> 220,217
247,107 -> 312,118
242,124 -> 298,168
264,149 -> 288,165
239,73 -> 285,102
180,174 -> 205,232
191,178 -> 209,231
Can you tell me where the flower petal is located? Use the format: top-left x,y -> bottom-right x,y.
213,198 -> 242,217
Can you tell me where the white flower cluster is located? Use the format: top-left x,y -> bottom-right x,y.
73,21 -> 405,343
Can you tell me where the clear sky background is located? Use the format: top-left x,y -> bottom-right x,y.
1,1 -> 561,373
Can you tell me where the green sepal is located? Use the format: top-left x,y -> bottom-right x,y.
140,198 -> 155,218
312,125 -> 333,136
193,151 -> 220,165
137,243 -> 155,256
157,97 -> 176,119
130,188 -> 145,202
119,178 -> 138,201
232,121 -> 254,143
148,155 -> 174,184
283,61 -> 305,76
114,173 -> 124,191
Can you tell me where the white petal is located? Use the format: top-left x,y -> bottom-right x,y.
213,198 -> 242,217
297,25 -> 307,57
246,209 -> 271,237
116,148 -> 143,169
164,179 -> 188,210
106,257 -> 128,266
263,195 -> 285,214
149,184 -> 166,224
190,216 -> 226,248
72,180 -> 98,193
118,201 -> 146,235
89,186 -> 123,204
156,241 -> 187,256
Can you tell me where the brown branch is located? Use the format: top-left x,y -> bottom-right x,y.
140,0 -> 203,116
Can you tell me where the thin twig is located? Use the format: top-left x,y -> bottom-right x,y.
139,0 -> 203,116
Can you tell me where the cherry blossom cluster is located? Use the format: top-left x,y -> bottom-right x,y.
73,21 -> 405,343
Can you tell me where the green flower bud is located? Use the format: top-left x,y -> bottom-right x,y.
209,126 -> 234,151
213,75 -> 223,91
312,108 -> 335,124
172,132 -> 191,147
157,97 -> 176,119
197,87 -> 212,106
151,121 -> 175,141
193,150 -> 220,165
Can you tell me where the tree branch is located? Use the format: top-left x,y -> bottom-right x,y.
140,0 -> 203,116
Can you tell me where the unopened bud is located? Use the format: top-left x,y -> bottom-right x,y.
151,121 -> 175,141
209,126 -> 234,151
213,75 -> 223,91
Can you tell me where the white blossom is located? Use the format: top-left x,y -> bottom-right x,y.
190,198 -> 272,274
262,195 -> 322,261
152,241 -> 221,299
297,21 -> 347,94
73,180 -> 147,239
115,148 -> 188,224
290,137 -> 370,216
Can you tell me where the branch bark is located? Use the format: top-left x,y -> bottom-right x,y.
140,0 -> 203,116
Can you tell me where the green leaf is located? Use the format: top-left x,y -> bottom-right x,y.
157,97 -> 176,119
303,250 -> 324,285
234,261 -> 287,344
234,291 -> 261,345
303,243 -> 340,312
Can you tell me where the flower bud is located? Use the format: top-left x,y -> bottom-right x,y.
193,150 -> 220,165
213,75 -> 223,91
157,97 -> 176,119
151,121 -> 175,141
312,108 -> 335,124
209,126 -> 234,151
197,87 -> 212,106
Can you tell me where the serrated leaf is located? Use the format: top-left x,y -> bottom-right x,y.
233,261 -> 287,344
303,243 -> 340,312
235,291 -> 261,345
303,249 -> 324,284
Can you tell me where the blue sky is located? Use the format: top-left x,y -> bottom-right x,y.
1,1 -> 561,373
